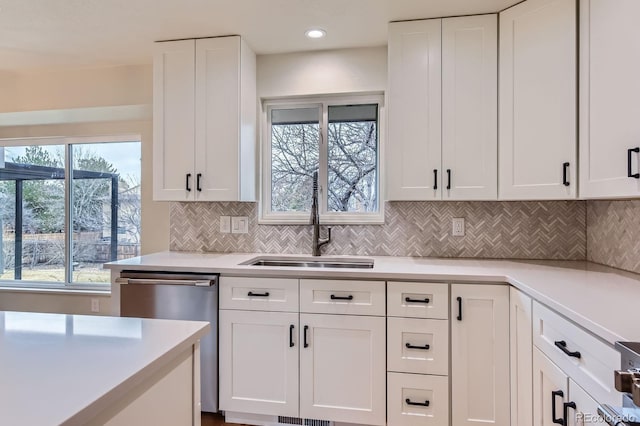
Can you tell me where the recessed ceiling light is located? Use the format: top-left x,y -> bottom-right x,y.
305,28 -> 326,39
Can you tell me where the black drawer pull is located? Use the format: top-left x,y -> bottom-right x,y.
303,325 -> 309,348
185,173 -> 192,192
248,291 -> 270,297
446,169 -> 451,190
330,294 -> 354,301
289,324 -> 295,348
552,390 -> 564,424
628,147 -> 640,178
433,169 -> 438,190
405,297 -> 430,304
406,343 -> 430,350
563,401 -> 576,426
406,398 -> 430,407
456,296 -> 463,321
555,340 -> 581,359
562,162 -> 570,186
196,173 -> 202,191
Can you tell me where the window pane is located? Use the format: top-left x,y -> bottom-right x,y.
0,145 -> 66,282
271,107 -> 320,212
71,142 -> 141,284
327,104 -> 379,212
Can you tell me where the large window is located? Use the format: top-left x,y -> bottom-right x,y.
0,136 -> 141,287
262,95 -> 383,224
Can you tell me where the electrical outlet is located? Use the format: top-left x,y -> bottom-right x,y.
90,298 -> 100,313
452,218 -> 465,237
231,216 -> 249,234
219,216 -> 231,233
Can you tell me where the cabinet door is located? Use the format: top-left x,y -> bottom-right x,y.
499,0 -> 577,200
451,284 -> 510,426
567,379 -> 602,426
533,348 -> 569,426
219,310 -> 299,417
579,0 -> 640,198
195,36 -> 241,201
299,314 -> 386,425
511,287 -> 533,426
153,39 -> 196,201
387,19 -> 442,200
442,14 -> 498,200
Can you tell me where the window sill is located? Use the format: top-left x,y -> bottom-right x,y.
258,213 -> 385,226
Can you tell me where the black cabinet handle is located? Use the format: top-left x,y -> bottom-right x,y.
303,325 -> 309,348
552,390 -> 564,425
185,173 -> 192,191
456,296 -> 462,321
433,169 -> 438,190
563,401 -> 576,426
405,398 -> 430,407
330,294 -> 354,301
628,147 -> 640,178
446,169 -> 451,190
196,173 -> 202,191
405,297 -> 430,304
248,291 -> 270,297
555,340 -> 581,359
406,343 -> 430,350
562,162 -> 570,186
289,324 -> 295,348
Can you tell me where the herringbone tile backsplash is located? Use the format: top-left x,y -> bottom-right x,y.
587,200 -> 640,274
170,201 -> 587,260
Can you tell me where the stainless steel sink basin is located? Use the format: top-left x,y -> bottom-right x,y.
243,257 -> 374,269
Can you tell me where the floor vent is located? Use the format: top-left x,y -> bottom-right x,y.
277,416 -> 331,426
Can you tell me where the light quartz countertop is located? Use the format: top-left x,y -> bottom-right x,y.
106,251 -> 640,345
0,311 -> 209,426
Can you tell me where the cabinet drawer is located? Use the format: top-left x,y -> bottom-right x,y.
387,282 -> 449,319
387,372 -> 449,426
387,317 -> 448,375
533,302 -> 621,405
299,279 -> 385,316
219,277 -> 298,312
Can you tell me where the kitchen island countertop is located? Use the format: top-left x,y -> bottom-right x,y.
0,310 -> 209,425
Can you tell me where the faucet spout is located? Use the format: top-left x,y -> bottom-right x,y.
310,171 -> 331,256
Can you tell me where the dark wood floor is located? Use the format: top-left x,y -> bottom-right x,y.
201,412 -> 248,426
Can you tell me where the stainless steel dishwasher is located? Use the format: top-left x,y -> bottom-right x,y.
118,270 -> 219,413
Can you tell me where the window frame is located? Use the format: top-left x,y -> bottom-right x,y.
260,94 -> 385,225
0,134 -> 141,291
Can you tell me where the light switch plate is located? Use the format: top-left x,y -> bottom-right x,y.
231,216 -> 249,234
452,218 -> 465,237
219,216 -> 231,233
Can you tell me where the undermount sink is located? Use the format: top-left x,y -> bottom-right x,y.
243,256 -> 374,269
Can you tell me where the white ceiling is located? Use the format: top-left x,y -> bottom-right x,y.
0,0 -> 519,72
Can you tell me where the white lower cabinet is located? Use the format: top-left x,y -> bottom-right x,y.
451,284 -> 510,426
387,372 -> 449,426
218,310 -> 299,417
511,288 -> 533,426
533,348 -> 603,426
299,313 -> 386,425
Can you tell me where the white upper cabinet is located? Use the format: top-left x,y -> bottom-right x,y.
153,36 -> 256,202
153,39 -> 196,202
579,0 -> 640,198
387,19 -> 442,201
442,14 -> 498,200
499,0 -> 577,200
387,15 -> 498,201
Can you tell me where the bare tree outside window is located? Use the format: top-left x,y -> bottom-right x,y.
268,102 -> 379,216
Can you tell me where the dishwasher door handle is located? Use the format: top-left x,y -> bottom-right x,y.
117,278 -> 213,287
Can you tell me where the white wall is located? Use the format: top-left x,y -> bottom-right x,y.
0,64 -> 167,315
257,46 -> 387,98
